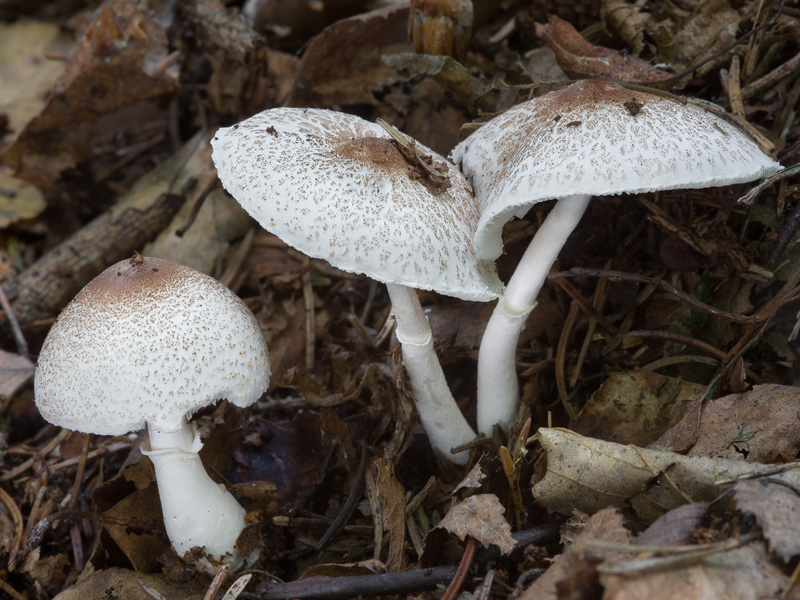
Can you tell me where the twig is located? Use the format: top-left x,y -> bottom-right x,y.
0,485 -> 24,571
555,304 -> 580,421
256,566 -> 459,600
175,178 -> 218,237
551,268 -> 762,324
441,537 -> 477,600
1,429 -> 70,482
0,285 -> 28,357
499,446 -> 524,529
317,441 -> 368,550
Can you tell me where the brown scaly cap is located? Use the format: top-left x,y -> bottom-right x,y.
34,256 -> 270,435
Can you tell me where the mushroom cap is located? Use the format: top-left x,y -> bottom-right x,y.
34,256 -> 270,435
451,79 -> 783,261
211,108 -> 501,302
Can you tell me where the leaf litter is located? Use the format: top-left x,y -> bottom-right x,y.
0,0 -> 798,599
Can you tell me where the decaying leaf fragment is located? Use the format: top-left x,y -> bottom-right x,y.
437,493 -> 516,554
734,479 -> 800,562
532,428 -> 800,524
3,0 -> 178,188
535,15 -> 672,86
366,457 -> 406,572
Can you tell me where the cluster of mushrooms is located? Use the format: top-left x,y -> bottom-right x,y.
33,80 -> 782,571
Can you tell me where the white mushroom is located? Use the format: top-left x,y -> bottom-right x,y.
34,255 -> 270,570
451,79 -> 783,434
211,108 -> 502,464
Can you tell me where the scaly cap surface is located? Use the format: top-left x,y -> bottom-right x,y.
451,79 -> 782,260
34,256 -> 270,435
211,108 -> 501,301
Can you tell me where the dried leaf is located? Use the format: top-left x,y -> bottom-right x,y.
734,479 -> 800,562
573,370 -> 705,447
383,53 -> 496,111
634,503 -> 708,546
291,6 -> 411,106
0,169 -> 46,228
4,0 -> 178,188
52,567 -> 200,600
601,543 -> 791,600
535,15 -> 673,85
374,457 -> 406,572
21,547 -> 69,587
532,428 -> 800,524
0,348 -> 34,406
452,462 -> 486,495
438,494 -> 516,554
688,385 -> 800,463
0,20 -> 73,146
519,509 -> 631,600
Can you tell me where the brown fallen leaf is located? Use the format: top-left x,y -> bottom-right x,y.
4,0 -> 178,189
437,493 -> 516,554
535,15 -> 673,86
688,384 -> 800,463
91,459 -> 168,572
290,6 -> 412,106
734,478 -> 800,562
373,457 -> 406,572
452,462 -> 486,495
573,370 -> 705,447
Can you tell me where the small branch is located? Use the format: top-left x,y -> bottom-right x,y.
255,566 -> 458,600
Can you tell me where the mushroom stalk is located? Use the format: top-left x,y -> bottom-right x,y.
386,283 -> 476,464
477,194 -> 592,433
143,422 -> 251,569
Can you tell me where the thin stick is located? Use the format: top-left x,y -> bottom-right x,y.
551,268 -> 761,324
555,304 -> 580,420
0,285 -> 28,356
441,537 -> 477,600
1,429 -> 70,482
317,442 -> 368,550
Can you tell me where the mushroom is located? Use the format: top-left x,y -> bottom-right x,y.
34,255 -> 269,570
450,79 -> 782,434
211,108 -> 502,464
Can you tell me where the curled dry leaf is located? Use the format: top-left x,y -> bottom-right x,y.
532,428 -> 800,524
535,15 -> 673,86
452,462 -> 486,495
438,494 -> 516,554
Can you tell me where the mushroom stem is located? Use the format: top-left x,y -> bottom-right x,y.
477,194 -> 592,434
386,283 -> 476,464
143,422 -> 251,570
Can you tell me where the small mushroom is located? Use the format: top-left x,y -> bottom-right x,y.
34,255 -> 269,571
212,108 -> 502,464
451,79 -> 783,434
